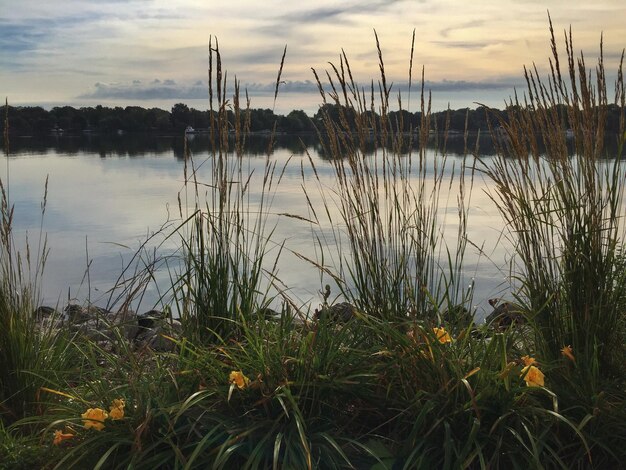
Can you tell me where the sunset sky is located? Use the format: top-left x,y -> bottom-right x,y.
2,0 -> 625,115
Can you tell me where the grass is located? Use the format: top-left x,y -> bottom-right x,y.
168,38 -> 288,345
1,24 -> 625,469
479,19 -> 626,465
303,30 -> 474,325
0,104 -> 79,428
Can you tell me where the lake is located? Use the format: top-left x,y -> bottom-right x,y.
3,133 -> 515,320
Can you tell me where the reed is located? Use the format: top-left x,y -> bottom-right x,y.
0,104 -> 75,427
482,17 -> 626,466
171,38 -> 287,344
483,18 -> 626,380
303,30 -> 475,324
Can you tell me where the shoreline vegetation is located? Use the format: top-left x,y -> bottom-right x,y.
2,24 -> 626,469
2,101 -> 625,138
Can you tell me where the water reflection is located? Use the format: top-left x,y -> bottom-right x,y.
6,131 -> 625,159
6,132 -> 502,159
2,134 -> 525,319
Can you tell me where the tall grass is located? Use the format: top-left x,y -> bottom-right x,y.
482,18 -> 626,465
303,31 -> 474,323
483,20 -> 626,378
172,38 -> 287,344
0,103 -> 74,426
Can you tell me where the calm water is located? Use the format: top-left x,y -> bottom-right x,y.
3,133 -> 514,319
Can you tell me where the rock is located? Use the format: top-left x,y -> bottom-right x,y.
134,310 -> 181,352
65,304 -> 91,323
442,305 -> 475,333
33,305 -> 58,319
314,302 -> 356,323
255,307 -> 281,321
34,303 -> 181,353
486,298 -> 526,329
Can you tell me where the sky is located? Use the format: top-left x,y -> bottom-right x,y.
1,0 -> 625,115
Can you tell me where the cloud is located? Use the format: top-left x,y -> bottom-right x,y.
280,6 -> 351,24
254,0 -> 407,36
78,76 -> 517,103
78,78 -> 320,101
332,78 -> 520,94
429,40 -> 499,50
247,80 -> 318,94
440,20 -> 486,39
229,48 -> 298,67
0,22 -> 48,53
79,81 -> 206,100
0,2 -> 190,71
421,79 -> 518,92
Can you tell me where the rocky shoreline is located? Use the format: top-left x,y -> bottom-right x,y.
35,304 -> 182,352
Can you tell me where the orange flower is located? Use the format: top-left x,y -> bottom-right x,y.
109,398 -> 125,420
229,370 -> 250,390
521,365 -> 545,387
521,355 -> 537,366
81,408 -> 108,431
433,327 -> 452,344
52,429 -> 75,445
561,345 -> 575,362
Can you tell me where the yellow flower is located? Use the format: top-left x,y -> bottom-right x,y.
109,398 -> 125,420
433,327 -> 452,344
521,355 -> 537,366
52,429 -> 75,445
81,408 -> 108,431
561,345 -> 575,362
521,365 -> 545,387
229,370 -> 250,390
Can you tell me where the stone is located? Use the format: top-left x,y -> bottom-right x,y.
35,303 -> 183,352
486,298 -> 526,329
314,302 -> 356,323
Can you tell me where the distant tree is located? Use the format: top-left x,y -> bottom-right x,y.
155,114 -> 172,132
50,106 -> 80,130
248,108 -> 277,131
314,103 -> 356,131
18,106 -> 50,134
469,106 -> 490,131
282,109 -> 312,132
99,115 -> 122,133
71,114 -> 88,131
125,106 -> 141,129
449,108 -> 469,131
171,103 -> 191,131
190,109 -> 209,129
388,109 -> 415,132
606,104 -> 623,133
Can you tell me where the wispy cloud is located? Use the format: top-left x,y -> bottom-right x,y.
429,39 -> 514,50
0,22 -> 48,54
440,20 -> 486,39
254,0 -> 408,36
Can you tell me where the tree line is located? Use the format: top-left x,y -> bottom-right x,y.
0,103 -> 315,135
1,102 -> 624,136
